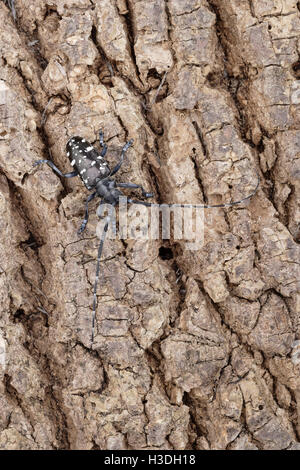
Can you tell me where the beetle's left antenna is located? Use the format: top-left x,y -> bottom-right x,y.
91,216 -> 110,345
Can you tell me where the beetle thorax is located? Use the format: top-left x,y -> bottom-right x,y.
96,179 -> 123,204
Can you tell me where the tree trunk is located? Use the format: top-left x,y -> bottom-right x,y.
0,0 -> 299,450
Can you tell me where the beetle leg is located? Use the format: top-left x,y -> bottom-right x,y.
107,139 -> 133,178
78,192 -> 97,234
33,160 -> 78,178
116,182 -> 153,198
99,130 -> 108,157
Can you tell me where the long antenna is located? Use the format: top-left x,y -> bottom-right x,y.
91,216 -> 110,345
127,170 -> 260,209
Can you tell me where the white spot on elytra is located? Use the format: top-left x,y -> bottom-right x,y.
91,161 -> 96,166
86,146 -> 93,151
71,159 -> 76,166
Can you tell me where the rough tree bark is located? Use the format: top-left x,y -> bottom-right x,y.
0,0 -> 299,450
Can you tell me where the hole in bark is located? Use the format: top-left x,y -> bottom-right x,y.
43,4 -> 61,21
159,246 -> 173,260
21,232 -> 40,252
147,68 -> 161,80
292,61 -> 300,79
259,405 -> 264,410
14,309 -> 25,322
268,24 -> 272,30
207,71 -> 222,88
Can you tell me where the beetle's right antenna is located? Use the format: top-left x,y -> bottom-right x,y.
128,170 -> 260,210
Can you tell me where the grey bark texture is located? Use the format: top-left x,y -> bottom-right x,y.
0,0 -> 299,450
